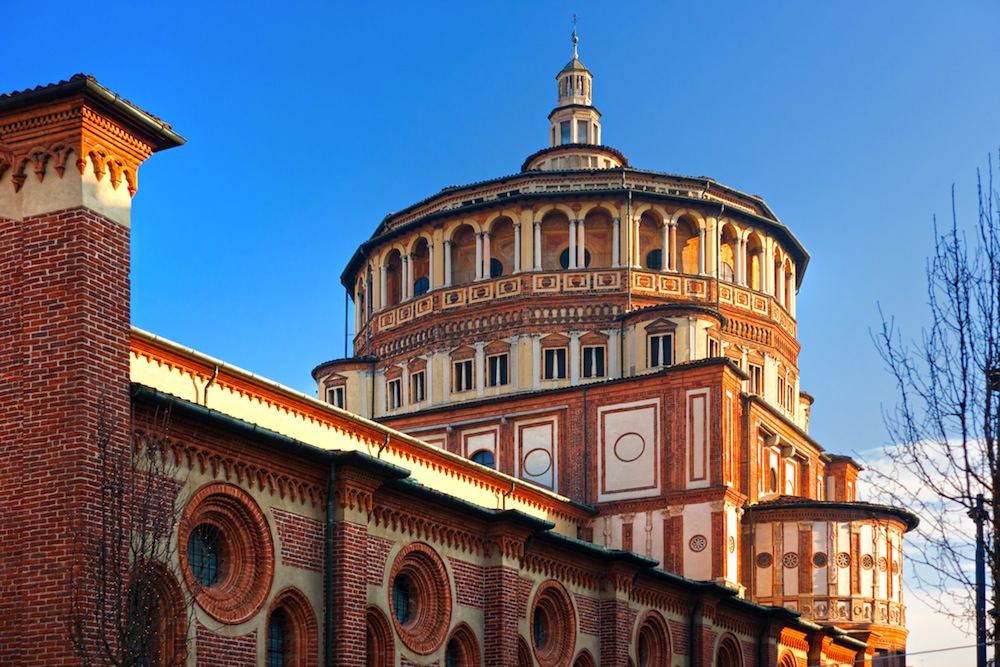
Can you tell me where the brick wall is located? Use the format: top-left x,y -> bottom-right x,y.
196,622 -> 257,664
450,557 -> 486,609
0,206 -> 132,663
272,508 -> 325,572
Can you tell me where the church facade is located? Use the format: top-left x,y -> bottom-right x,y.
0,38 -> 912,667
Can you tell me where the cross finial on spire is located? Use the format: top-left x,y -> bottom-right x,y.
572,14 -> 579,59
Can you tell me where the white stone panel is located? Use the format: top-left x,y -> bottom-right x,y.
754,523 -> 773,598
782,522 -> 798,597
682,502 -> 712,581
725,504 -> 739,584
686,388 -> 710,489
597,399 -> 660,501
515,416 -> 558,490
836,523 -> 851,596
812,521 -> 829,595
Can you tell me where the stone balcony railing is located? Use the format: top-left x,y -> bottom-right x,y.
357,268 -> 796,348
775,596 -> 906,628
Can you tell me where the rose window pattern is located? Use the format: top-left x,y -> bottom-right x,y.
756,553 -> 773,568
688,535 -> 707,552
836,552 -> 851,568
781,552 -> 799,568
812,552 -> 828,567
861,554 -> 874,570
877,557 -> 888,572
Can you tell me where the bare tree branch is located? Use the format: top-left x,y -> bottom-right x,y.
868,153 -> 1000,639
69,399 -> 192,666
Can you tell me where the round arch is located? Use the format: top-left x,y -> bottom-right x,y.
715,633 -> 744,667
634,609 -> 671,667
266,587 -> 319,667
366,606 -> 394,667
449,223 -> 478,286
444,622 -> 482,667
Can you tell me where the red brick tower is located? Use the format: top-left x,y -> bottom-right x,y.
0,76 -> 182,664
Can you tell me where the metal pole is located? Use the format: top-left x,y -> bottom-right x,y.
972,493 -> 987,667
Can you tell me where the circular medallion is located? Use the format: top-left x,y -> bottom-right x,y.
689,535 -> 707,552
523,448 -> 553,477
782,552 -> 799,568
812,552 -> 828,568
613,432 -> 646,462
756,553 -> 773,568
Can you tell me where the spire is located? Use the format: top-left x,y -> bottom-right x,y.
572,13 -> 579,60
549,20 -> 599,147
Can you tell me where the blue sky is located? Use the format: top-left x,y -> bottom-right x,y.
7,2 -> 999,663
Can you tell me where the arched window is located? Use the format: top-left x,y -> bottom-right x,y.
490,217 -> 516,276
366,607 -> 394,667
635,611 -> 671,667
746,233 -> 763,291
540,211 -> 569,270
638,212 -> 662,270
444,624 -> 481,667
384,250 -> 402,307
583,208 -> 614,268
783,258 -> 794,310
716,634 -> 743,667
450,225 -> 477,286
675,216 -> 699,275
128,563 -> 187,667
720,224 -> 738,283
265,588 -> 318,667
411,237 -> 431,296
471,449 -> 495,468
517,637 -> 533,667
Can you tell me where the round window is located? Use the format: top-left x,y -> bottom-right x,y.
531,581 -> 576,667
782,552 -> 799,568
756,553 -> 773,568
179,483 -> 274,624
388,543 -> 451,655
812,552 -> 828,568
689,535 -> 708,552
836,552 -> 852,568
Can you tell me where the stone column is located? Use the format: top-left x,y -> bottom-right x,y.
612,217 -> 620,267
568,219 -> 578,269
380,263 -> 388,308
475,232 -> 484,280
475,342 -> 485,397
513,223 -> 522,273
531,335 -> 541,389
482,232 -> 492,278
697,227 -> 706,275
402,254 -> 410,300
608,329 -> 620,379
668,221 -> 678,272
661,222 -> 669,271
533,221 -> 542,270
444,240 -> 453,287
569,332 -> 581,384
